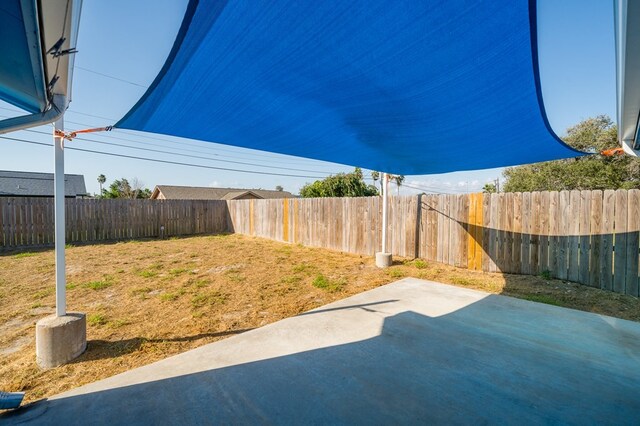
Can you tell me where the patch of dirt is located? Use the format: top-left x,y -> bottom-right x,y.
29,307 -> 55,316
0,336 -> 32,356
207,263 -> 245,274
0,316 -> 32,334
0,234 -> 638,404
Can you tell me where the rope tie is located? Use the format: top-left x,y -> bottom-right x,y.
54,125 -> 113,141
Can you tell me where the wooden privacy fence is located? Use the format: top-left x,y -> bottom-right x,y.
228,190 -> 640,297
0,198 -> 229,250
227,196 -> 420,258
3,191 -> 640,297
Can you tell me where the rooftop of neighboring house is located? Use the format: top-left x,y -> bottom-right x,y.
150,185 -> 295,200
0,170 -> 88,197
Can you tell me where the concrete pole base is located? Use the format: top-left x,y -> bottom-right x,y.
375,252 -> 393,268
36,313 -> 87,369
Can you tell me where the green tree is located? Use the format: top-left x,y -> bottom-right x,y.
102,178 -> 152,199
502,115 -> 640,192
483,183 -> 497,193
97,174 -> 106,197
275,185 -> 284,192
300,168 -> 379,198
371,171 -> 380,193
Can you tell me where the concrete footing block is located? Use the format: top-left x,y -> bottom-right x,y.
36,313 -> 87,369
375,252 -> 393,268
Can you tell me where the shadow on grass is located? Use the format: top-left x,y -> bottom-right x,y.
297,300 -> 398,316
0,232 -> 236,257
73,328 -> 254,363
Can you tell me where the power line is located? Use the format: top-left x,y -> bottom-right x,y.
111,127 -> 338,165
74,65 -> 148,88
0,106 -> 355,172
0,107 -> 345,169
402,182 -> 483,194
61,110 -> 345,167
401,182 -> 449,195
92,129 -> 334,167
65,108 -> 115,121
0,134 -> 327,179
20,127 -> 334,176
363,177 -> 450,195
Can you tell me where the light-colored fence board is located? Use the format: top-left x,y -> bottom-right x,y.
613,189 -> 628,293
568,190 -> 581,283
626,190 -> 640,296
557,191 -> 570,280
482,193 -> 492,272
549,192 -> 558,277
589,191 -> 603,288
512,193 -> 522,274
530,191 -> 540,275
578,191 -> 591,285
538,191 -> 550,274
601,190 -> 615,291
520,192 -> 531,275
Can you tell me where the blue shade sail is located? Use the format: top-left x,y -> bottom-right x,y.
0,0 -> 47,113
116,0 -> 583,174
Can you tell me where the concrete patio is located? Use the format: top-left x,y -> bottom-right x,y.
3,278 -> 640,425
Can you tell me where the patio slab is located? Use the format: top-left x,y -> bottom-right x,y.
3,278 -> 640,425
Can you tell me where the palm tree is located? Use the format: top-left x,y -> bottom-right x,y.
371,171 -> 380,194
393,175 -> 405,195
97,174 -> 106,198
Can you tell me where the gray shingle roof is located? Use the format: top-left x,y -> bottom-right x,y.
152,185 -> 295,200
0,170 -> 88,197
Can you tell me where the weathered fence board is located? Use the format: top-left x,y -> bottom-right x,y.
601,190 -> 615,291
626,190 -> 640,296
578,191 -> 591,285
589,191 -> 603,288
614,189 -> 628,293
568,190 -> 581,283
520,192 -> 531,275
538,191 -> 549,275
512,193 -> 522,274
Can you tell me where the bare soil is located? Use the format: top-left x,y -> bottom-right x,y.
1,234 -> 638,403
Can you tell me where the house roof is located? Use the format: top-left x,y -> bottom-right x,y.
152,185 -> 294,200
0,170 -> 88,197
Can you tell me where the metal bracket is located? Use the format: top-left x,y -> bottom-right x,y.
0,95 -> 66,135
47,37 -> 65,55
46,37 -> 78,58
53,48 -> 78,58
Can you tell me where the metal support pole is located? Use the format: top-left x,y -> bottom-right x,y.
54,116 -> 66,317
382,172 -> 388,253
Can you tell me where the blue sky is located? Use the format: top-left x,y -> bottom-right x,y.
0,0 -> 616,196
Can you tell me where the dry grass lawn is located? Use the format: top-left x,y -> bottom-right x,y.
1,234 -> 639,403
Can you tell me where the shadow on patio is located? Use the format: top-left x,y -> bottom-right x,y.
4,281 -> 639,425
